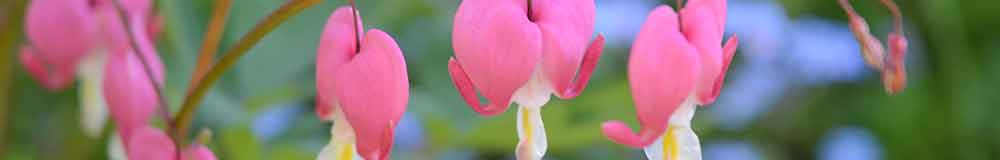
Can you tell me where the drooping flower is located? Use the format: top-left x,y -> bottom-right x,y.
18,0 -> 163,137
448,0 -> 604,159
601,1 -> 739,159
315,6 -> 410,160
20,0 -> 99,91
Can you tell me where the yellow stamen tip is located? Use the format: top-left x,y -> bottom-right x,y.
663,126 -> 679,160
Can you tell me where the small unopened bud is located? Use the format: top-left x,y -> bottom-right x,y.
882,33 -> 907,95
847,16 -> 886,70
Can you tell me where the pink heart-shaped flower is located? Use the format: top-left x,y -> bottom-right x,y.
316,7 -> 410,160
601,6 -> 700,148
601,1 -> 739,148
102,43 -> 163,145
21,0 -> 100,90
449,0 -> 604,116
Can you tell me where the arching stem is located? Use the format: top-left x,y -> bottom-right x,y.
174,0 -> 321,143
879,0 -> 904,33
189,0 -> 232,95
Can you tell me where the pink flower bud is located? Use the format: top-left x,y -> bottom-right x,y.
126,126 -> 176,160
883,33 -> 907,95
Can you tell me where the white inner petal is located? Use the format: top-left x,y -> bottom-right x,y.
643,98 -> 701,160
512,67 -> 552,110
107,132 -> 126,160
78,52 -> 107,138
516,106 -> 546,160
317,109 -> 361,160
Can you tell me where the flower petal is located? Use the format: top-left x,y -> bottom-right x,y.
333,29 -> 409,160
103,48 -> 161,143
685,0 -> 727,34
702,35 -> 739,105
79,52 -> 109,138
554,34 -> 604,99
447,58 -> 507,116
680,4 -> 726,105
24,0 -> 97,68
452,0 -> 543,115
18,45 -> 76,91
316,6 -> 364,121
531,0 -> 599,99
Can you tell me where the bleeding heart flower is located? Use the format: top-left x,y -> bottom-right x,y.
102,41 -> 163,149
448,0 -> 604,159
18,0 -> 162,138
315,6 -> 409,160
102,0 -> 166,151
600,1 -> 739,160
20,0 -> 100,90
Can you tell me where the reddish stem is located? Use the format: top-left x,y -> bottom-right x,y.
350,0 -> 361,52
879,0 -> 904,33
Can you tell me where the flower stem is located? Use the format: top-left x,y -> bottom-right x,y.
0,0 -> 28,156
188,0 -> 233,95
349,0 -> 362,52
173,0 -> 322,142
879,0 -> 904,33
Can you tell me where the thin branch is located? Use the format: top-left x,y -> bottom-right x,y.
173,0 -> 322,142
188,0 -> 232,94
837,0 -> 860,19
879,0 -> 904,33
527,0 -> 534,21
350,0 -> 361,51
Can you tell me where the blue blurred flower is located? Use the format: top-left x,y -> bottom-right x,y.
818,127 -> 884,160
711,0 -> 790,130
711,0 -> 871,130
704,140 -> 763,160
252,103 -> 304,142
595,0 -> 658,47
786,18 -> 869,85
394,112 -> 426,152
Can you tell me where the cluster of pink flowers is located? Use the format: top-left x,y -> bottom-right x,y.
19,0 -> 214,159
20,0 -> 908,159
